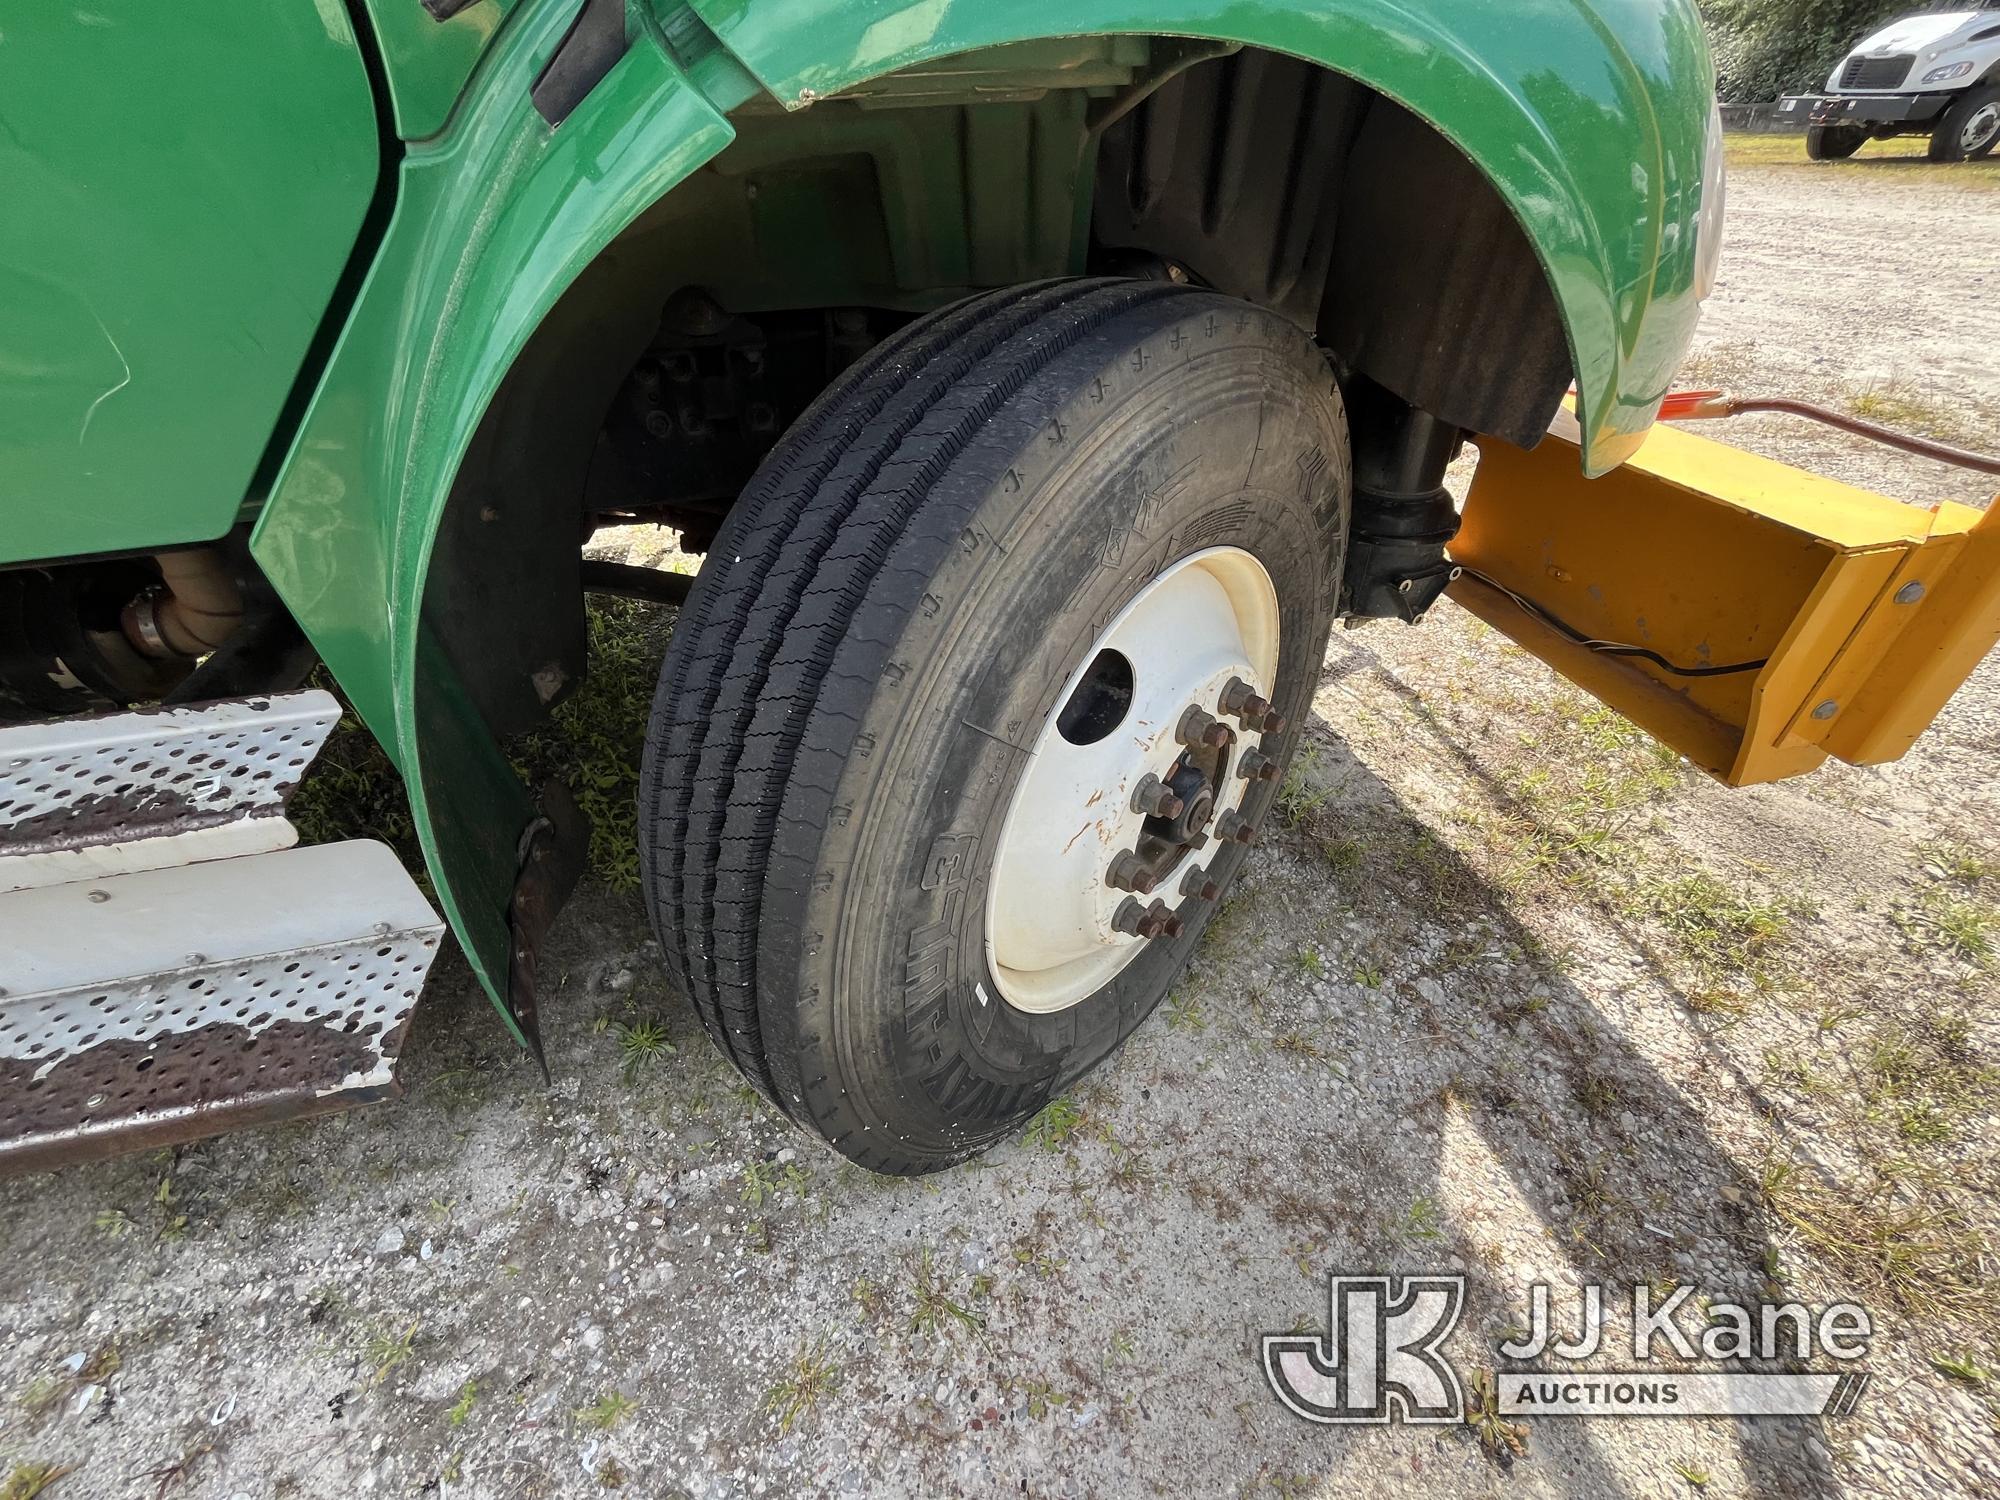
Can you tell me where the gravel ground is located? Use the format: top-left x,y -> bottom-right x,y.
5,150 -> 1998,1500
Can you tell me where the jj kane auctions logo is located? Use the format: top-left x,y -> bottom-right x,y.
1264,1275 -> 1872,1423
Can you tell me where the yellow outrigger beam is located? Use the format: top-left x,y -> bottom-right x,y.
1450,413 -> 2000,787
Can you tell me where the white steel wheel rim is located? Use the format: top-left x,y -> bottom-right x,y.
1964,103 -> 2000,153
986,547 -> 1281,1014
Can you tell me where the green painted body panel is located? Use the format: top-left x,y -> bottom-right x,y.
253,3 -> 741,1020
687,0 -> 1715,474
360,0 -> 517,140
0,5 -> 378,567
236,0 -> 1712,1025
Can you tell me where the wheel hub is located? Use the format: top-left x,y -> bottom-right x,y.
986,548 -> 1283,1014
1964,103 -> 2000,153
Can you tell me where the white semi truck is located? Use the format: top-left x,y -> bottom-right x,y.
1780,2 -> 2000,159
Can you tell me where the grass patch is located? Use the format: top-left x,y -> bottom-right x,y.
1465,687 -> 1686,904
614,1017 -> 676,1082
575,1391 -> 637,1431
739,1158 -> 810,1210
1931,1350 -> 1992,1388
908,1245 -> 989,1340
1723,131 -> 2000,189
1921,840 -> 1997,885
293,594 -> 677,891
510,597 -> 676,892
365,1321 -> 421,1387
762,1339 -> 840,1433
1634,869 -> 1789,982
1464,1368 -> 1528,1461
1761,1155 -> 1993,1331
1844,378 -> 1990,452
0,1465 -> 74,1500
290,696 -> 426,885
1274,745 -> 1332,827
1021,1096 -> 1088,1152
1895,880 -> 1999,966
1859,1022 -> 1997,1147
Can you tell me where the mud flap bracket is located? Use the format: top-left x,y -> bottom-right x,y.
505,779 -> 589,1081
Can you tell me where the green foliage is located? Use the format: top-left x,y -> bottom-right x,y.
615,1017 -> 676,1081
292,594 -> 675,892
1,1464 -> 73,1500
576,1391 -> 637,1430
1703,0 -> 1906,103
289,698 -> 427,888
1020,1096 -> 1087,1151
510,597 -> 675,893
762,1340 -> 841,1432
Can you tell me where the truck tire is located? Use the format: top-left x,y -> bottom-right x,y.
1805,124 -> 1865,160
638,278 -> 1349,1174
1930,85 -> 2000,161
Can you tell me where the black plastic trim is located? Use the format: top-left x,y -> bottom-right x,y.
531,0 -> 630,127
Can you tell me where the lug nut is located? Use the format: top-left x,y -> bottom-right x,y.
1176,706 -> 1231,750
1112,897 -> 1148,936
1134,899 -> 1182,940
1219,676 -> 1273,727
1180,866 -> 1221,902
1208,680 -> 1272,732
1106,851 -> 1157,894
1238,750 -> 1281,782
1130,773 -> 1184,820
1216,810 -> 1257,845
1259,709 -> 1287,735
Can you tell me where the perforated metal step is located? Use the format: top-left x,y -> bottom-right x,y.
0,691 -> 341,892
0,841 -> 444,1175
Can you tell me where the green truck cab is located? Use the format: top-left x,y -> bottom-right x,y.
1,0 -> 1728,1174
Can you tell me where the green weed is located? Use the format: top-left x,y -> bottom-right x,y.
576,1391 -> 636,1431
762,1340 -> 840,1432
1021,1096 -> 1087,1152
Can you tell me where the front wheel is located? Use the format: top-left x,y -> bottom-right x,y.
1930,85 -> 2000,161
1806,124 -> 1865,160
639,280 -> 1350,1174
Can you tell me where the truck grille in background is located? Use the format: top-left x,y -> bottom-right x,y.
1840,54 -> 1913,90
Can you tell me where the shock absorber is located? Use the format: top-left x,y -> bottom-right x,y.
1338,375 -> 1463,624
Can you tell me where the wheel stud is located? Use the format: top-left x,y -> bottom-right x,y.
1180,866 -> 1220,902
1238,750 -> 1281,783
1177,706 -> 1231,750
1219,676 -> 1273,727
1259,709 -> 1287,735
1130,773 -> 1184,820
1106,851 -> 1157,894
1216,810 -> 1257,845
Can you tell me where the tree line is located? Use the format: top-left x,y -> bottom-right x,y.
1705,0 -> 1916,102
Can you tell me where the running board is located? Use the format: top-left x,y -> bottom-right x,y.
0,691 -> 342,892
0,694 -> 444,1176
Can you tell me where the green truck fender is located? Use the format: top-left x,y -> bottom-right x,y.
249,0 -> 1714,1033
358,0 -> 518,141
